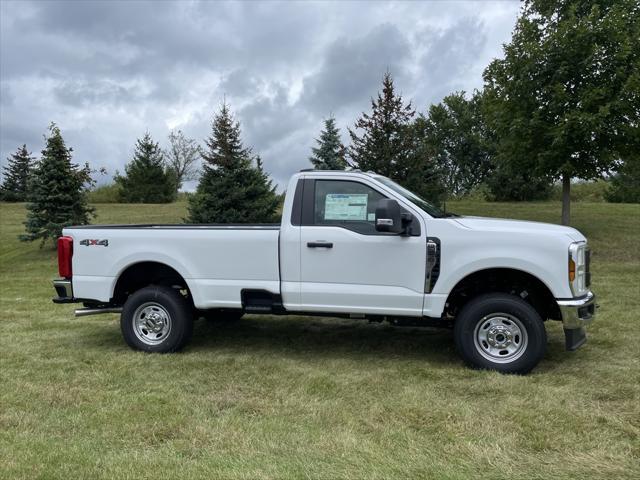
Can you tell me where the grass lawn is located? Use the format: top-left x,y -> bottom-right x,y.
1,200 -> 639,479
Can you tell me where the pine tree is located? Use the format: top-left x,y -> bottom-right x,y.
349,72 -> 445,203
348,72 -> 415,177
20,124 -> 94,246
117,132 -> 176,203
188,103 -> 280,224
309,116 -> 347,170
0,144 -> 35,201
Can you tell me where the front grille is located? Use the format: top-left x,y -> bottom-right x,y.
585,247 -> 591,287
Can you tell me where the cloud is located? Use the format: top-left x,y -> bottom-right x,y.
414,17 -> 490,105
0,0 -> 519,190
300,23 -> 414,116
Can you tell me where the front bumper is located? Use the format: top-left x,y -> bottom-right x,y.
557,291 -> 597,351
557,291 -> 597,329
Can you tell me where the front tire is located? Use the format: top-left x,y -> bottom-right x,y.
454,293 -> 546,374
121,286 -> 193,353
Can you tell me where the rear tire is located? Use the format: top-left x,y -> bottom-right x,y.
454,293 -> 546,374
121,286 -> 193,353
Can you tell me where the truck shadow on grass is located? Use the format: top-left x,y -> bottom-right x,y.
190,315 -> 569,370
76,314 -> 567,371
189,315 -> 458,364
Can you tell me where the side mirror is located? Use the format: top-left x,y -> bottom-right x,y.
375,199 -> 403,233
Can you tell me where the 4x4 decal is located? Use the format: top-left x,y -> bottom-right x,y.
79,239 -> 109,247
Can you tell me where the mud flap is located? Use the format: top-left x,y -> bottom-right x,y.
564,327 -> 587,351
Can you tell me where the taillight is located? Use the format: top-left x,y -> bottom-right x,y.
57,236 -> 73,278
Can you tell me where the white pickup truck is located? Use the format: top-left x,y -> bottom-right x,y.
53,170 -> 596,373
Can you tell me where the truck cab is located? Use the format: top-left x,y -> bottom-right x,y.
53,170 -> 596,373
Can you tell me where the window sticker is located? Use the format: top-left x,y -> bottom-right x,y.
324,194 -> 368,220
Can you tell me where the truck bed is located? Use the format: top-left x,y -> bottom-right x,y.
63,224 -> 281,309
67,224 -> 280,229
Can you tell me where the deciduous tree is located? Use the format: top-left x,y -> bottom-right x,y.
164,129 -> 200,193
417,92 -> 492,197
605,156 -> 640,203
483,0 -> 640,224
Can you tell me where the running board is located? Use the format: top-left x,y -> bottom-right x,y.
244,305 -> 275,313
240,289 -> 285,314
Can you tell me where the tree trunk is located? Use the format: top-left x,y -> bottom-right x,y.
561,173 -> 571,225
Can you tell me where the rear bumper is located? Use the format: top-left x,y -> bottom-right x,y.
557,291 -> 597,351
53,279 -> 117,317
52,278 -> 75,303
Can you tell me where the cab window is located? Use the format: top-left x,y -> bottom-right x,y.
312,180 -> 386,234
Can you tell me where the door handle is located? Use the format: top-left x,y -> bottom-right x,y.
307,241 -> 333,248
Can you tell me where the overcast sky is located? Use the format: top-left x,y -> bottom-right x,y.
0,0 -> 521,191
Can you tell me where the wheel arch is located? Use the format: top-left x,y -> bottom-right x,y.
110,261 -> 193,306
444,267 -> 561,321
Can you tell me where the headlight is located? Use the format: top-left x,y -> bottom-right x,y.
568,242 -> 587,296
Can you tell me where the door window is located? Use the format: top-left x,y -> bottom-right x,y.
313,180 -> 386,234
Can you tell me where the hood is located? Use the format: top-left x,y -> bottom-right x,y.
453,216 -> 586,242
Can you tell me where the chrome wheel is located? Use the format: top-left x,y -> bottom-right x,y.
132,302 -> 172,346
473,312 -> 528,364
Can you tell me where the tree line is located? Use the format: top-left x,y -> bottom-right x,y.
1,0 -> 637,245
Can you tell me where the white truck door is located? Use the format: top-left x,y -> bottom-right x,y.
296,178 -> 426,317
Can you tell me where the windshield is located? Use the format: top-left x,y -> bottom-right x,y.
373,175 -> 445,218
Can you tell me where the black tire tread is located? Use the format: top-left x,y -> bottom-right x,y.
453,293 -> 547,374
120,285 -> 193,353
